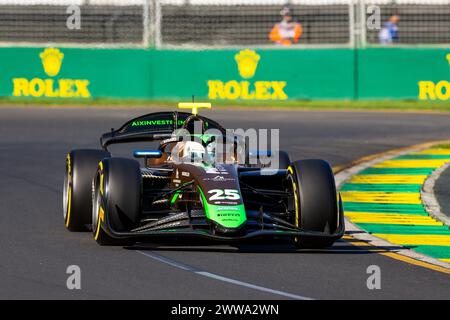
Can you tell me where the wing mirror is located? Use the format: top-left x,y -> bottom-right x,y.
133,150 -> 163,159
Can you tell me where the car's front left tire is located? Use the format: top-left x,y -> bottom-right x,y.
92,158 -> 141,246
287,159 -> 340,248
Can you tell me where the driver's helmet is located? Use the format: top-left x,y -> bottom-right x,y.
171,140 -> 206,163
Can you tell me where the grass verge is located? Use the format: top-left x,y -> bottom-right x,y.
1,97 -> 450,112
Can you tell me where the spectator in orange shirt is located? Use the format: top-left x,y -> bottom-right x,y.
269,7 -> 302,46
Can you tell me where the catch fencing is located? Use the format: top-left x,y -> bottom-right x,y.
0,0 -> 448,48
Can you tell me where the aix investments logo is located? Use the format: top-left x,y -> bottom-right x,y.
207,49 -> 288,101
12,48 -> 91,98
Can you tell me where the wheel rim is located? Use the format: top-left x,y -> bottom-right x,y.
286,174 -> 299,226
92,173 -> 101,234
63,156 -> 71,223
287,173 -> 301,244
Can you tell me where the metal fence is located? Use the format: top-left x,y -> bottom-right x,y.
362,3 -> 450,45
158,3 -> 351,47
0,4 -> 145,46
0,0 -> 448,48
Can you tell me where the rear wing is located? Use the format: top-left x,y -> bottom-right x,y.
100,111 -> 225,150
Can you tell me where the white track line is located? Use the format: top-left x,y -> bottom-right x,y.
137,250 -> 313,300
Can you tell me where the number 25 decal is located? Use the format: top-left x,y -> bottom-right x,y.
208,189 -> 240,201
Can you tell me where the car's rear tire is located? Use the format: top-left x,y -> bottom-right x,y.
288,159 -> 338,248
92,158 -> 141,246
63,149 -> 110,231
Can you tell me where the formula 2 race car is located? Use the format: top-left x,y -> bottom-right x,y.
63,102 -> 344,247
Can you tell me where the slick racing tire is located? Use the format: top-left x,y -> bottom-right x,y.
92,158 -> 141,246
287,159 -> 338,249
64,149 -> 110,232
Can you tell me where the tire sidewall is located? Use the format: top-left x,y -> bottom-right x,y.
64,149 -> 110,231
92,158 -> 141,245
288,159 -> 339,247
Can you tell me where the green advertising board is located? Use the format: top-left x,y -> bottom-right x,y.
0,46 -> 447,101
357,48 -> 450,101
0,47 -> 152,99
149,49 -> 355,100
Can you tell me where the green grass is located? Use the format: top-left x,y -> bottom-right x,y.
1,97 -> 450,112
434,143 -> 450,149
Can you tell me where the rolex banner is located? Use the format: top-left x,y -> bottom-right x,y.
148,49 -> 354,100
0,47 -> 447,101
0,48 -> 152,100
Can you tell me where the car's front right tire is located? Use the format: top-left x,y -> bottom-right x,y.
63,149 -> 110,232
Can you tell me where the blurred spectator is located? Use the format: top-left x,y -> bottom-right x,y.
379,15 -> 400,44
269,7 -> 302,46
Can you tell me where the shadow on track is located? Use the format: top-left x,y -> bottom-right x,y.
125,232 -> 404,255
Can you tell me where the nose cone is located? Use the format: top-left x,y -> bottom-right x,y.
206,203 -> 247,233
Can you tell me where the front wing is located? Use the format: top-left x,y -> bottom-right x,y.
99,200 -> 345,243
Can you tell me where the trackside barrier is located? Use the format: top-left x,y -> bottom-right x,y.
0,47 -> 448,101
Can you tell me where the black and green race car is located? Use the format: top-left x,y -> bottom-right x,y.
63,103 -> 344,247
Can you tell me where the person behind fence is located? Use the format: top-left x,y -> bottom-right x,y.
269,7 -> 302,46
379,15 -> 400,44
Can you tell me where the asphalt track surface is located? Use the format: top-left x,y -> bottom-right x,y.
1,106 -> 449,300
